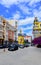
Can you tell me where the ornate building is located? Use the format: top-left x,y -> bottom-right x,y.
33,17 -> 41,38
0,16 -> 17,44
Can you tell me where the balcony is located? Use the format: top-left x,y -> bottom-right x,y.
33,25 -> 39,29
0,28 -> 3,32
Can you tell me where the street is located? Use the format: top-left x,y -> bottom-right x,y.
0,46 -> 41,65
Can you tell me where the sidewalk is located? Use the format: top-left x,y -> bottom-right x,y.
0,48 -> 8,54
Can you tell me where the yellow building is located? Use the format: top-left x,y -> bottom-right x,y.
18,34 -> 24,45
33,17 -> 41,38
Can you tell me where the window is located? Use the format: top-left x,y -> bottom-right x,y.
34,31 -> 39,34
40,32 -> 41,34
40,24 -> 41,26
0,26 -> 3,30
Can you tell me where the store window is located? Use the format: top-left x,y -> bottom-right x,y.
40,24 -> 41,27
40,32 -> 41,34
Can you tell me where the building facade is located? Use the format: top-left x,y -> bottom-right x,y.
0,16 -> 16,44
18,34 -> 24,45
7,20 -> 18,41
0,16 -> 4,44
33,17 -> 41,38
24,36 -> 32,43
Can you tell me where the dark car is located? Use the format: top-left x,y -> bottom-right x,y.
37,44 -> 41,48
8,43 -> 18,51
0,44 -> 3,49
31,43 -> 35,46
3,41 -> 10,48
18,44 -> 24,48
24,43 -> 30,47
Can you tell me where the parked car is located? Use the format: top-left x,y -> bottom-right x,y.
3,41 -> 10,48
24,43 -> 29,47
37,44 -> 41,48
31,43 -> 35,46
0,44 -> 3,49
8,43 -> 18,51
18,44 -> 24,48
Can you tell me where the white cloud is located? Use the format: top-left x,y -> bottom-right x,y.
0,0 -> 41,38
5,9 -> 9,13
18,24 -> 33,36
18,4 -> 31,14
18,16 -> 34,38
18,17 -> 34,26
33,9 -> 41,21
18,17 -> 33,36
18,27 -> 33,39
20,25 -> 33,31
27,30 -> 33,39
0,0 -> 18,7
7,16 -> 34,37
34,11 -> 41,18
0,0 -> 30,7
18,29 -> 33,39
29,0 -> 41,6
27,30 -> 32,35
12,11 -> 21,20
0,0 -> 41,7
39,6 -> 41,10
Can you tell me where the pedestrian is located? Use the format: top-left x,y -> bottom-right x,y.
3,48 -> 5,52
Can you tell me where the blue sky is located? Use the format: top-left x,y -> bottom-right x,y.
0,0 -> 41,37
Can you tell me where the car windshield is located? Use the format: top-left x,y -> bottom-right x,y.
11,44 -> 15,47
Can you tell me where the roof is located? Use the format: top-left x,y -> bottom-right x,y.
24,35 -> 32,38
18,33 -> 24,36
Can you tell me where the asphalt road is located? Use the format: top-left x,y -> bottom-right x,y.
0,46 -> 41,65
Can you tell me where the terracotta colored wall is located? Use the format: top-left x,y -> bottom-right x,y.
8,30 -> 14,40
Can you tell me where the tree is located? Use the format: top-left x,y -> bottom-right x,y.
32,36 -> 41,45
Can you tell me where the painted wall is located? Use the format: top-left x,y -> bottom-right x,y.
18,36 -> 24,45
24,36 -> 32,43
8,30 -> 14,41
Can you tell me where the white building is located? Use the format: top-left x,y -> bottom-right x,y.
0,16 -> 17,44
7,20 -> 18,41
24,35 -> 32,43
